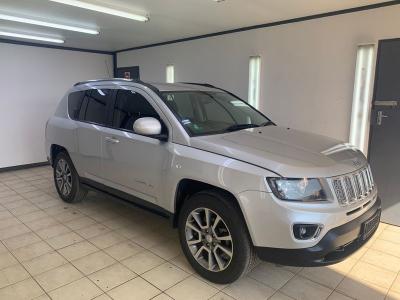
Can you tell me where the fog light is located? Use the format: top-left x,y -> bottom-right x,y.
293,224 -> 323,240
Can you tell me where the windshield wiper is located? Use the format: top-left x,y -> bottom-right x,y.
225,123 -> 260,132
260,120 -> 275,127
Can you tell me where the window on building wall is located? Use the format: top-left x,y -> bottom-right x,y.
166,64 -> 175,83
349,44 -> 375,155
248,56 -> 261,109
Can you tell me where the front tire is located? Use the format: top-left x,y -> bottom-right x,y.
178,190 -> 256,284
53,152 -> 87,203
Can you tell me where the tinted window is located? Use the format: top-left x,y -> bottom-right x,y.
83,89 -> 113,125
161,91 -> 270,136
113,90 -> 160,131
68,91 -> 85,120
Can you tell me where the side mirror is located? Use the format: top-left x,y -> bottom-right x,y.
133,117 -> 163,137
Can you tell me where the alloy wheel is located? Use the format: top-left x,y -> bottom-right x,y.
185,207 -> 233,272
55,159 -> 72,197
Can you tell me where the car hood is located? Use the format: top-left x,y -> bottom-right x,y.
189,126 -> 367,178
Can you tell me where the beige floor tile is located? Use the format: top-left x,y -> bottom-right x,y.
3,232 -> 41,250
48,277 -> 103,300
26,217 -> 58,231
348,261 -> 397,289
280,275 -> 333,300
76,223 -> 111,239
93,294 -> 113,300
104,241 -> 144,261
169,255 -> 195,274
10,204 -> 39,216
0,243 -> 7,254
133,230 -> 171,249
17,210 -> 48,223
23,251 -> 67,276
209,292 -> 235,300
371,239 -> 400,258
64,216 -> 96,230
337,277 -> 387,300
72,251 -> 116,275
299,258 -> 356,290
89,232 -> 126,249
223,276 -> 275,300
166,276 -> 218,300
361,248 -> 400,272
35,224 -> 70,240
33,294 -> 51,300
12,241 -> 52,262
0,224 -> 31,240
53,210 -> 83,223
387,290 -> 400,300
0,211 -> 13,221
0,264 -> 30,288
269,291 -> 295,300
107,277 -> 161,300
379,230 -> 400,244
121,251 -> 165,274
46,231 -> 84,249
88,263 -> 136,291
0,251 -> 18,270
152,293 -> 174,300
249,263 -> 295,290
150,239 -> 181,260
327,291 -> 354,300
0,278 -> 44,300
35,263 -> 83,292
57,240 -> 98,261
142,262 -> 189,290
391,274 -> 400,293
3,199 -> 31,210
0,217 -> 21,230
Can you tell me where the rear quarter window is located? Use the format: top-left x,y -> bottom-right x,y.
68,91 -> 85,120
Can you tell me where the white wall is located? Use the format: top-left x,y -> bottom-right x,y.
117,5 -> 400,143
0,44 -> 113,168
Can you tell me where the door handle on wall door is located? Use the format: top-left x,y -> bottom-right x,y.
377,111 -> 388,126
105,137 -> 120,144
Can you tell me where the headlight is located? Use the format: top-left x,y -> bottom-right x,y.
266,178 -> 328,202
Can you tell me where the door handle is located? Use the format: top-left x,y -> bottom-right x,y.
105,137 -> 120,144
377,111 -> 388,126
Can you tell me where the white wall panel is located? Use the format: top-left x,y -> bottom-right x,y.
0,44 -> 112,168
118,6 -> 400,143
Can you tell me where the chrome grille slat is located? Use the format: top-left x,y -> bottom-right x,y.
330,165 -> 375,206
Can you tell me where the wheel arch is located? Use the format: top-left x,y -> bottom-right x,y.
173,179 -> 246,229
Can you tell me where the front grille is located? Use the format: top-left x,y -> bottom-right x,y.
330,165 -> 375,206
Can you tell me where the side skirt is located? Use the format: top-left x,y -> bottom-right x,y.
80,177 -> 174,222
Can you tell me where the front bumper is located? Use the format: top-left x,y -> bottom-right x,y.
255,197 -> 381,266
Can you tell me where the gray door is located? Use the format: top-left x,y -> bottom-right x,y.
100,88 -> 170,205
369,39 -> 400,226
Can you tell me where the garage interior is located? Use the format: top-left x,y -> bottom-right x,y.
0,0 -> 400,299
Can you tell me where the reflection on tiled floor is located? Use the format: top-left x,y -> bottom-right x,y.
0,166 -> 399,300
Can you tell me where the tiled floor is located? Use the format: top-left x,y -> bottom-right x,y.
0,166 -> 399,300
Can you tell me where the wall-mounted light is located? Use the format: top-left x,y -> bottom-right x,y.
349,44 -> 375,155
248,56 -> 261,108
166,64 -> 175,83
0,31 -> 64,43
0,13 -> 98,35
49,0 -> 149,22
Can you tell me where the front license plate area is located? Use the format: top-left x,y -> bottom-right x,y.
361,211 -> 380,241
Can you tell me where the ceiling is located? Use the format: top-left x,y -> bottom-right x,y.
0,0 -> 391,52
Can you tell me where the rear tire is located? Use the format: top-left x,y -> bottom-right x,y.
178,190 -> 256,284
53,151 -> 87,203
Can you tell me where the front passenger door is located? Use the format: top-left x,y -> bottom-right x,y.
101,88 -> 171,205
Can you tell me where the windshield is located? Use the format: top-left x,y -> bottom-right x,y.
161,91 -> 272,136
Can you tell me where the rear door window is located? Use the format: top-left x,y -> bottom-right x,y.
68,91 -> 85,120
82,89 -> 113,126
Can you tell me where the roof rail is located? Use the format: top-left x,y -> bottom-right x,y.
73,78 -> 142,86
179,82 -> 217,88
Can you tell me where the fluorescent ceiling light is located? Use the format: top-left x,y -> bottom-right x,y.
0,13 -> 98,35
49,0 -> 149,22
0,31 -> 64,43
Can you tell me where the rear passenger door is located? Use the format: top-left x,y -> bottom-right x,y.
73,88 -> 115,180
100,88 -> 171,205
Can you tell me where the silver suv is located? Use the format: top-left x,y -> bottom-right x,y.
46,79 -> 381,283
